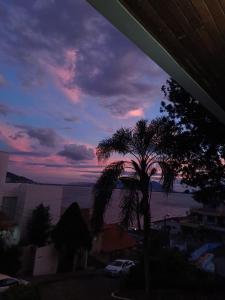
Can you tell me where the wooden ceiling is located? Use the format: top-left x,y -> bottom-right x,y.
120,0 -> 225,110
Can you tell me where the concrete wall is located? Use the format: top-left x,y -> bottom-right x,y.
19,184 -> 63,236
0,151 -> 9,185
62,186 -> 93,209
33,244 -> 58,276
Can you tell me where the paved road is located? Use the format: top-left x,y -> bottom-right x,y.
34,270 -> 120,300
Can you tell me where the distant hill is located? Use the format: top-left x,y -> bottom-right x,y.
6,172 -> 35,184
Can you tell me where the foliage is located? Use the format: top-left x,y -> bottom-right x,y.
91,118 -> 182,294
0,285 -> 40,300
125,248 -> 224,291
0,238 -> 21,276
92,161 -> 125,233
52,202 -> 92,271
161,78 -> 225,205
91,118 -> 180,233
52,202 -> 92,252
27,204 -> 51,247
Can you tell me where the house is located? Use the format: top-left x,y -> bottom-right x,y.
92,223 -> 137,262
180,206 -> 225,240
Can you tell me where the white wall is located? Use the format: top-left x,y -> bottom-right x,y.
0,151 -> 9,185
33,244 -> 58,276
18,184 -> 63,236
62,186 -> 93,209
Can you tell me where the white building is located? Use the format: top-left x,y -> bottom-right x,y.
0,152 -> 63,238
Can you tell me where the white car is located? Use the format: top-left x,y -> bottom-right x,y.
0,274 -> 29,293
104,259 -> 135,277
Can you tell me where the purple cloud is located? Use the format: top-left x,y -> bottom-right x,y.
14,125 -> 61,147
0,103 -> 13,116
0,0 -> 167,116
58,144 -> 95,161
64,116 -> 79,122
10,150 -> 50,157
0,74 -> 7,87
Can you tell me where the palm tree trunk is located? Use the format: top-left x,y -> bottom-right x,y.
136,197 -> 142,231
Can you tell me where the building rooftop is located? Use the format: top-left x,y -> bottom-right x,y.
101,223 -> 136,253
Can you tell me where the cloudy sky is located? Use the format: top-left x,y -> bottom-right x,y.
0,0 -> 168,183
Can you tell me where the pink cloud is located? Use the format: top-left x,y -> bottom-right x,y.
114,108 -> 144,119
0,122 -> 32,152
126,108 -> 144,117
8,152 -> 100,183
41,49 -> 81,103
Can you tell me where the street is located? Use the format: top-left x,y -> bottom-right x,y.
33,270 -> 120,300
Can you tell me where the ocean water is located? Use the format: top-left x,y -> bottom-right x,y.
104,190 -> 201,224
62,186 -> 201,224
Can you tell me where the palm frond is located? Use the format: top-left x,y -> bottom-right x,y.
119,176 -> 140,191
91,161 -> 125,233
131,160 -> 142,178
120,189 -> 139,229
149,167 -> 157,178
159,161 -> 176,194
96,128 -> 132,161
133,119 -> 149,156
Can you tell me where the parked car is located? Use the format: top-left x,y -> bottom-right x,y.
104,259 -> 135,277
0,274 -> 29,293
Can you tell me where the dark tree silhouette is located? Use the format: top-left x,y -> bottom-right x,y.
27,204 -> 51,247
91,118 -> 181,294
52,202 -> 92,272
161,78 -> 225,206
0,238 -> 21,276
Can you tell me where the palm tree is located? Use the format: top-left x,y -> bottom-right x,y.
91,118 -> 180,294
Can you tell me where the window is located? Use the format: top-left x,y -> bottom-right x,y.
2,197 -> 17,220
110,261 -> 123,267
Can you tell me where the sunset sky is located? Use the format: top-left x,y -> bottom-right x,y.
0,0 -> 169,183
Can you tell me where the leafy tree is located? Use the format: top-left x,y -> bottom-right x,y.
27,204 -> 51,247
52,202 -> 92,272
161,78 -> 225,206
91,118 -> 180,294
2,285 -> 40,300
0,237 -> 21,276
125,248 -> 224,293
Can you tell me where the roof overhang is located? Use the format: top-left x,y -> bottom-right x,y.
87,0 -> 225,124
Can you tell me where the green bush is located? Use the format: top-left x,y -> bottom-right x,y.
124,248 -> 225,291
0,239 -> 21,276
0,285 -> 40,300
